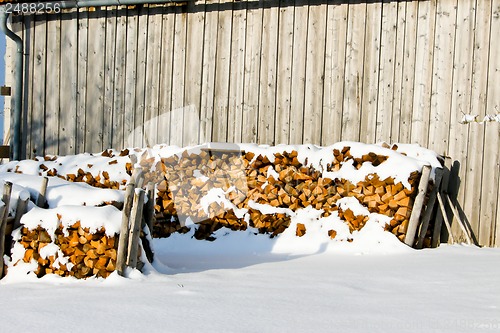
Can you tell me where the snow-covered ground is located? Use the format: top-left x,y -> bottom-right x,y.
1,237 -> 499,333
0,143 -> 498,332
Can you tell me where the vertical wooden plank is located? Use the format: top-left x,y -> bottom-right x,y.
342,1 -> 366,142
184,1 -> 206,146
288,2 -> 308,144
398,1 -> 418,143
275,0 -> 294,145
144,8 -> 163,147
158,7 -> 175,145
112,7 -> 127,149
22,15 -> 35,158
479,0 -> 500,246
76,9 -> 88,153
123,7 -> 139,147
359,1 -> 382,144
303,2 -> 327,144
59,9 -> 78,155
170,6 -> 187,146
212,3 -> 233,143
376,1 -> 398,144
134,6 -> 149,148
390,2 -> 407,143
199,0 -> 218,143
411,0 -> 437,146
227,0 -> 247,143
258,3 -> 279,145
103,7 -> 117,150
496,174 -> 500,247
3,20 -> 14,147
85,9 -> 106,153
45,17 -> 61,155
322,1 -> 348,145
462,0 -> 491,244
242,0 -> 263,143
428,0 -> 457,155
448,0 -> 476,234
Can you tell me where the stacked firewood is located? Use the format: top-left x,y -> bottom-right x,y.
13,149 -> 134,190
6,145 -> 424,242
18,222 -> 121,279
153,147 -> 421,241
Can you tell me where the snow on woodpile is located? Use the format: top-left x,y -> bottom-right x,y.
1,142 -> 442,266
10,206 -> 122,279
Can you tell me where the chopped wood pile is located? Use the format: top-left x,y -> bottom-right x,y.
151,147 -> 422,242
18,222 -> 119,279
4,143 -> 432,245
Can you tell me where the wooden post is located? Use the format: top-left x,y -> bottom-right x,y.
127,189 -> 145,269
415,168 -> 444,249
144,182 -> 155,233
446,194 -> 472,245
12,193 -> 30,231
0,182 -> 13,278
437,192 -> 455,244
432,157 -> 452,247
116,182 -> 135,276
36,176 -> 49,208
135,170 -> 145,190
404,165 -> 432,247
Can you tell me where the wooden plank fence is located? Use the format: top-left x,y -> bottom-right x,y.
3,0 -> 500,247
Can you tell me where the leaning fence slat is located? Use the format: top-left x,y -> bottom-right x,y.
144,182 -> 155,233
437,192 -> 455,244
12,194 -> 30,231
0,182 -> 13,278
446,194 -> 472,245
127,189 -> 145,269
116,182 -> 135,276
432,157 -> 452,247
404,165 -> 432,247
416,167 -> 444,249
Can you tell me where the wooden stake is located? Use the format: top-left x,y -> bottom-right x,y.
116,182 -> 135,276
405,165 -> 432,247
143,182 -> 155,233
446,194 -> 472,245
131,167 -> 144,189
0,181 -> 13,278
432,157 -> 452,247
437,192 -> 455,244
416,168 -> 444,249
12,194 -> 29,231
127,189 -> 145,269
36,176 -> 49,208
